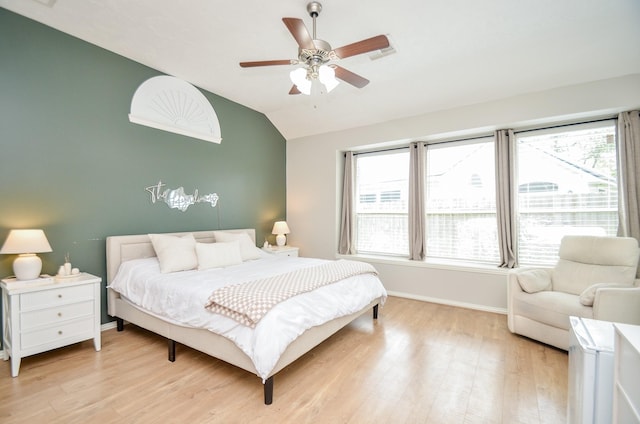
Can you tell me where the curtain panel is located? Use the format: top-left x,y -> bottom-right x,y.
408,142 -> 426,260
338,151 -> 355,255
616,111 -> 640,276
494,129 -> 517,268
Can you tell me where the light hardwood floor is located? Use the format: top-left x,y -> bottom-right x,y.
0,296 -> 568,423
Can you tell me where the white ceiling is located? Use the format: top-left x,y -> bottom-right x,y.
2,0 -> 640,140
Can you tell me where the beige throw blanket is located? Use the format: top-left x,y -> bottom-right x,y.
204,259 -> 378,328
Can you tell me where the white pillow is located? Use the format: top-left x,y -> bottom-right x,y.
212,231 -> 261,261
579,283 -> 631,306
516,268 -> 552,293
149,233 -> 198,273
196,241 -> 243,270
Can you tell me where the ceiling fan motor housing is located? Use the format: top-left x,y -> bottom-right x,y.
307,1 -> 322,17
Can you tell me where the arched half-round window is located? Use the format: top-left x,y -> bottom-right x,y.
129,76 -> 222,144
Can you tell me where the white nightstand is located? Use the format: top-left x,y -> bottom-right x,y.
262,245 -> 299,257
1,272 -> 102,377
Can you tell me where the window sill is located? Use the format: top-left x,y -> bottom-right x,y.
335,253 -> 509,276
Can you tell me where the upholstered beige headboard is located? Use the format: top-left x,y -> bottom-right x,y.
105,229 -> 256,283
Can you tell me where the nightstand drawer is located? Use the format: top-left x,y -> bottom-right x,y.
21,317 -> 94,350
20,284 -> 94,309
21,301 -> 94,331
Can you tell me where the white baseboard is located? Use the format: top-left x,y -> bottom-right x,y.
386,290 -> 507,315
101,321 -> 118,331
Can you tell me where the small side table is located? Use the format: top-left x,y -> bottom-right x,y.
1,272 -> 102,377
262,245 -> 299,257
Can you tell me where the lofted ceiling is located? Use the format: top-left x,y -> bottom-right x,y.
2,0 -> 640,140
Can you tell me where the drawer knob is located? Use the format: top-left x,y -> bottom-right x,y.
58,294 -> 62,298
58,330 -> 63,335
57,312 -> 62,317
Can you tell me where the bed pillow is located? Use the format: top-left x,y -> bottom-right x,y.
196,241 -> 243,270
149,233 -> 198,273
213,231 -> 261,261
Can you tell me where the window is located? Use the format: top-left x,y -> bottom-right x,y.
355,150 -> 409,256
425,138 -> 500,262
515,121 -> 618,265
348,118 -> 619,267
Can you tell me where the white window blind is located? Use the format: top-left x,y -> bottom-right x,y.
355,150 -> 409,256
515,121 -> 618,265
425,138 -> 500,262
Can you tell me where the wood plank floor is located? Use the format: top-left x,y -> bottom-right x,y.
0,296 -> 568,423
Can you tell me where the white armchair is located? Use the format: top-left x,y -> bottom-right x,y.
507,235 -> 640,350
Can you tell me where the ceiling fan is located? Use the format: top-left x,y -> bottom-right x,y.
239,1 -> 390,95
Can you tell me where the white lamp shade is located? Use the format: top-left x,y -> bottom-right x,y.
1,229 -> 52,281
0,229 -> 52,254
272,221 -> 290,247
272,221 -> 290,235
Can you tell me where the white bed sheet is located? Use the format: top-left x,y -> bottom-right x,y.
108,254 -> 387,380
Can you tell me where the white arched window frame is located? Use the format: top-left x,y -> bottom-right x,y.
129,76 -> 222,144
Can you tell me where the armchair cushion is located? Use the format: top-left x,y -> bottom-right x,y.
516,268 -> 552,293
512,290 -> 593,330
579,283 -> 632,306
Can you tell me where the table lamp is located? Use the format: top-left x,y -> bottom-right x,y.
272,221 -> 290,247
0,229 -> 53,280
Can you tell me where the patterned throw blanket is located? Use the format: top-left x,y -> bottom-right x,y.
204,259 -> 378,328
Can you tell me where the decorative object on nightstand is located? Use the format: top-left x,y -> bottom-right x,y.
56,252 -> 81,281
272,221 -> 290,246
0,229 -> 52,280
1,272 -> 102,377
262,245 -> 299,257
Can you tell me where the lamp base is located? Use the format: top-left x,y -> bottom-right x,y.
13,253 -> 43,280
276,234 -> 287,247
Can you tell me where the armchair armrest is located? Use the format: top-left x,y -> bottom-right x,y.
507,267 -> 552,332
593,285 -> 640,325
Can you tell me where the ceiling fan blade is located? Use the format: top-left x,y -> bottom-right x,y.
282,18 -> 315,50
289,85 -> 301,95
333,35 -> 390,59
333,66 -> 370,88
239,60 -> 294,68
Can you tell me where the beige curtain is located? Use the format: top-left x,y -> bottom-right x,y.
616,111 -> 640,276
495,129 -> 517,268
338,151 -> 355,254
408,142 -> 426,260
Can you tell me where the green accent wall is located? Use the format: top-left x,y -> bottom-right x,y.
0,9 -> 286,326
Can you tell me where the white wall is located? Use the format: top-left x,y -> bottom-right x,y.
286,74 -> 640,313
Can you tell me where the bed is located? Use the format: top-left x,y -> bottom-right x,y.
106,229 -> 386,404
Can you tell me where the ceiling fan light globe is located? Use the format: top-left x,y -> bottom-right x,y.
290,68 -> 312,95
298,81 -> 312,95
319,65 -> 339,92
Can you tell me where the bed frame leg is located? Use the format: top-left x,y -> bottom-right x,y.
373,304 -> 379,319
168,339 -> 176,362
264,376 -> 274,405
116,317 -> 124,331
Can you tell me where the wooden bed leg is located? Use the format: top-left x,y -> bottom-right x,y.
373,304 -> 379,319
168,339 -> 176,362
264,376 -> 274,405
116,317 -> 124,331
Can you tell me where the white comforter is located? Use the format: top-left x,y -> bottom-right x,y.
108,254 -> 387,380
